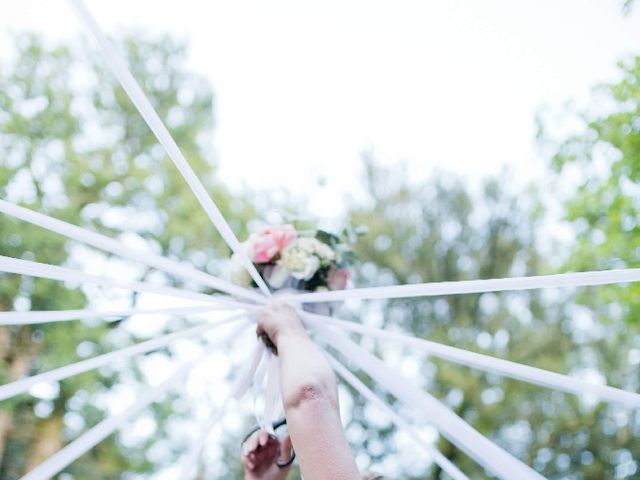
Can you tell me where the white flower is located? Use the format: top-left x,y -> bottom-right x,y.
292,255 -> 320,280
267,265 -> 291,289
278,244 -> 321,281
295,237 -> 336,262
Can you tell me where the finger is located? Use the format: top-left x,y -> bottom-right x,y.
259,430 -> 269,447
266,433 -> 279,447
280,434 -> 293,461
281,434 -> 292,451
253,437 -> 279,464
246,434 -> 259,454
242,436 -> 253,456
248,429 -> 267,452
247,436 -> 257,453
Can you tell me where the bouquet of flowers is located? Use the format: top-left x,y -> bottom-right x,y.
229,224 -> 356,294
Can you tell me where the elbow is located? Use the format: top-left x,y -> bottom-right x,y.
284,381 -> 337,412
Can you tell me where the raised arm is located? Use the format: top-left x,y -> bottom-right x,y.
258,301 -> 360,480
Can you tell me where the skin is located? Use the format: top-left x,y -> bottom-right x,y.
242,429 -> 293,480
243,300 -> 360,480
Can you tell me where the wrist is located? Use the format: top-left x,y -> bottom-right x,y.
275,326 -> 309,350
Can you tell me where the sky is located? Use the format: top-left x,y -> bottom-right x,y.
2,1 -> 640,217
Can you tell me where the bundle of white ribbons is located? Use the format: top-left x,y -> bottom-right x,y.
1,1 -> 639,479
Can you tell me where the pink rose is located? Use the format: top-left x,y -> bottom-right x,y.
249,224 -> 297,264
328,267 -> 350,290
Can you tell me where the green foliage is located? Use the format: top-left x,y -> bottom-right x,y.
622,0 -> 636,16
0,32 -> 257,478
542,56 -> 640,325
333,158 -> 639,479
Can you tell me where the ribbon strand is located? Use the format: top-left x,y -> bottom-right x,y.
0,199 -> 264,304
0,315 -> 242,402
282,268 -> 640,304
178,406 -> 229,480
0,255 -> 253,308
303,312 -> 640,409
261,350 -> 281,435
325,352 -> 469,480
67,0 -> 271,296
179,338 -> 267,480
315,324 -> 546,480
20,321 -> 249,480
0,305 -> 231,326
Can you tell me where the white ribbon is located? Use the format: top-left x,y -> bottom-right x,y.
325,352 -> 469,480
232,342 -> 267,401
178,405 -> 229,480
20,321 -> 249,480
304,312 -> 640,409
0,255 -> 254,309
21,361 -> 190,480
0,305 -> 229,326
261,350 -> 281,435
68,0 -> 271,297
282,268 -> 640,303
0,199 -> 264,304
0,315 -> 242,402
180,340 -> 281,479
251,346 -> 270,430
315,324 -> 546,480
179,330 -> 261,480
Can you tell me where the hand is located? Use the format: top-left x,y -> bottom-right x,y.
257,300 -> 307,351
242,429 -> 293,480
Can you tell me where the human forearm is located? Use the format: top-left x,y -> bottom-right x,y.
277,332 -> 359,480
277,331 -> 339,411
257,302 -> 360,480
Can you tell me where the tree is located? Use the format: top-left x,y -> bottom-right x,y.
0,33 -> 257,478
539,55 -> 640,327
333,157 -> 640,479
623,0 -> 636,15
3,30 -> 639,480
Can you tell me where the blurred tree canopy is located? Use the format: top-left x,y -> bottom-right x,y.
1,31 -> 639,480
540,55 -> 640,327
334,159 -> 639,479
623,0 -> 636,15
0,33 -> 257,478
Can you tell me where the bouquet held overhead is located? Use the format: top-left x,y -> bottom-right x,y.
229,224 -> 356,293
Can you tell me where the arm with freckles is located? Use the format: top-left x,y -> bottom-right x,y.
258,302 -> 360,480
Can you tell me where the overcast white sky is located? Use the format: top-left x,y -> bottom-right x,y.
2,1 -> 640,217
